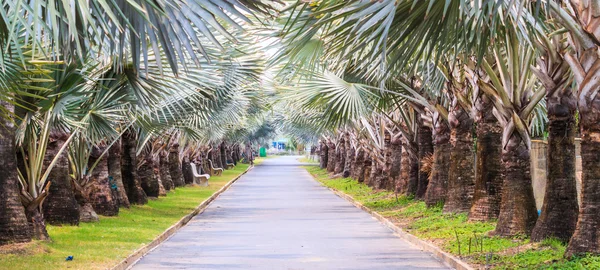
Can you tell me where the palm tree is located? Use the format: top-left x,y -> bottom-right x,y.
475,28 -> 544,236
548,0 -> 600,256
529,26 -> 578,243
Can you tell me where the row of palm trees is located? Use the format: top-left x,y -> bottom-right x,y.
275,0 -> 600,258
0,1 -> 278,245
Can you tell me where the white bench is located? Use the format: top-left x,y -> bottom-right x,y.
208,160 -> 223,176
190,163 -> 210,186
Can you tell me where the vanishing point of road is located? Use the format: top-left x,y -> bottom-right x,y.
132,156 -> 450,269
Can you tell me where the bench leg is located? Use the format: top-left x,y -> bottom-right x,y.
200,178 -> 209,187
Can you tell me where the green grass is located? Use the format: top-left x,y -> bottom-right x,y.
0,163 -> 250,270
297,157 -> 319,164
303,166 -> 600,269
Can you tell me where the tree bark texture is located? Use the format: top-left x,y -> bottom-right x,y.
469,97 -> 503,222
139,153 -> 160,197
343,139 -> 353,178
566,94 -> 600,256
108,140 -> 130,208
444,105 -> 475,214
334,137 -> 345,175
425,118 -> 451,208
397,146 -> 410,194
387,137 -> 402,192
43,133 -> 80,225
319,141 -> 328,169
0,100 -> 32,244
182,155 -> 194,185
493,135 -> 538,237
417,119 -> 433,199
159,151 -> 174,191
532,90 -> 578,243
121,130 -> 147,205
169,144 -> 185,187
327,141 -> 336,173
88,145 -> 119,216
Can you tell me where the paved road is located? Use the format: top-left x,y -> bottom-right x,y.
132,156 -> 450,269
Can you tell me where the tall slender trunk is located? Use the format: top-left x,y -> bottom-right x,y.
343,138 -> 353,178
43,132 -> 80,225
532,91 -> 578,243
444,105 -> 475,214
160,151 -> 174,191
425,118 -> 451,208
388,136 -> 402,192
182,155 -> 194,185
88,145 -> 119,216
139,153 -> 160,197
407,146 -> 420,197
334,137 -> 345,175
108,140 -> 130,208
565,94 -> 600,256
121,130 -> 147,205
494,135 -> 538,236
220,142 -> 227,169
397,145 -> 410,194
362,155 -> 372,183
169,144 -> 185,187
417,119 -> 433,199
225,144 -> 234,166
153,155 -> 166,196
0,101 -> 32,244
352,148 -> 365,180
469,96 -> 503,221
327,141 -> 336,173
213,144 -> 223,169
319,141 -> 328,169
367,158 -> 382,187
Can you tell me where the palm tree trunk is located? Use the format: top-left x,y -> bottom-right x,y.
0,101 -> 32,245
25,207 -> 50,240
121,130 -> 147,205
367,159 -> 382,187
327,141 -> 336,173
362,155 -> 372,183
88,145 -> 119,216
182,155 -> 194,185
565,92 -> 600,256
108,139 -> 130,208
153,155 -> 166,196
388,136 -> 402,192
397,146 -> 410,194
334,137 -> 345,175
493,135 -> 538,236
351,148 -> 365,180
319,141 -> 328,169
407,147 -> 420,197
43,132 -> 80,225
220,142 -> 227,169
425,119 -> 451,208
343,139 -> 353,178
469,97 -> 503,221
139,153 -> 160,197
160,151 -> 174,191
169,144 -> 185,187
444,106 -> 475,214
417,119 -> 433,199
532,91 -> 578,243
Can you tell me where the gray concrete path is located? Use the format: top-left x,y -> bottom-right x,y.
132,156 -> 450,269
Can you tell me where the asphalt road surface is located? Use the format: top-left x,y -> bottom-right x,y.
131,156 -> 450,270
